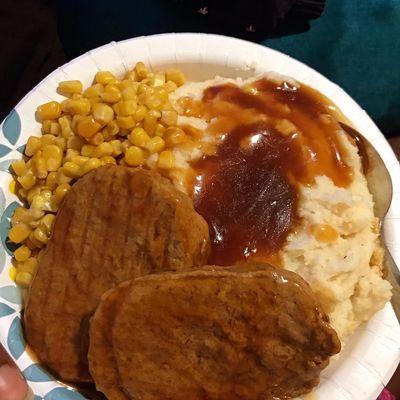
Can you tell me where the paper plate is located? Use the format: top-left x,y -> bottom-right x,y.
0,33 -> 399,400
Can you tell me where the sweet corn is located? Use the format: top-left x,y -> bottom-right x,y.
153,72 -> 166,87
59,116 -> 73,138
114,100 -> 137,117
79,158 -> 102,176
155,123 -> 166,137
27,187 -> 41,204
42,120 -> 52,134
33,156 -> 47,179
67,135 -> 84,151
84,83 -> 104,98
27,231 -> 45,249
14,245 -> 31,262
54,183 -> 71,203
56,169 -> 72,185
45,172 -> 58,190
42,144 -> 63,171
11,160 -> 27,176
122,86 -> 137,101
41,134 -> 57,146
116,116 -> 136,129
134,105 -> 147,122
166,69 -> 185,87
146,137 -> 165,154
71,155 -> 89,166
135,62 -> 148,80
101,91 -> 121,103
161,110 -> 178,126
54,137 -> 67,150
25,136 -> 42,156
63,161 -> 80,177
15,271 -> 33,288
19,257 -> 38,274
18,172 -> 36,190
9,224 -> 31,243
129,127 -> 150,147
40,214 -> 55,234
95,71 -> 116,85
37,101 -> 62,121
66,98 -> 91,115
50,122 -> 61,135
9,267 -> 17,282
158,150 -> 174,169
104,120 -> 120,137
110,140 -> 122,156
93,142 -> 113,158
164,80 -> 178,93
58,80 -> 83,95
165,127 -> 186,146
92,103 -> 114,124
77,116 -> 101,139
125,146 -> 145,166
81,144 -> 96,157
33,227 -> 48,244
100,156 -> 116,165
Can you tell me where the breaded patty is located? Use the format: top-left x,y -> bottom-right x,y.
24,166 -> 210,382
108,263 -> 340,400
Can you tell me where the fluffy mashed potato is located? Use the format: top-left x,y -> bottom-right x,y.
171,75 -> 392,339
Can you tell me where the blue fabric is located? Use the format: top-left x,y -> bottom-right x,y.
265,0 -> 400,134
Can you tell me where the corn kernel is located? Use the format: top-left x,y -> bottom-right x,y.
41,134 -> 57,146
9,224 -> 31,243
45,171 -> 58,190
164,80 -> 178,93
153,72 -> 166,87
54,137 -> 67,150
58,116 -> 73,138
71,114 -> 84,132
125,146 -> 145,166
63,161 -> 80,177
84,83 -> 104,98
42,144 -> 63,171
71,155 -> 89,166
14,245 -> 32,262
110,140 -> 122,157
146,136 -> 165,154
134,105 -> 147,122
122,86 -> 137,101
67,135 -> 84,151
33,156 -> 47,179
54,183 -> 71,203
9,180 -> 17,195
135,62 -> 148,80
50,122 -> 61,135
27,187 -> 41,204
104,120 -> 120,137
161,110 -> 178,126
89,132 -> 104,146
92,103 -> 114,124
129,127 -> 150,147
58,80 -> 83,95
27,231 -> 44,249
158,150 -> 174,169
18,172 -> 36,190
101,156 -> 117,165
79,158 -> 102,176
15,271 -> 33,288
32,226 -> 48,244
67,98 -> 91,115
71,93 -> 82,100
310,224 -> 339,243
77,116 -> 102,139
42,119 -> 52,134
165,127 -> 186,146
93,142 -> 113,158
101,91 -> 122,103
56,169 -> 72,185
81,145 -> 96,157
95,71 -> 117,85
25,136 -> 42,156
115,116 -> 134,129
166,69 -> 185,87
11,160 -> 27,176
37,101 -> 62,121
20,257 -> 38,274
40,214 -> 56,234
9,266 -> 16,282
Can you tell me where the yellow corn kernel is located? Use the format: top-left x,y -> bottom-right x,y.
114,100 -> 137,116
67,98 -> 91,115
58,80 -> 83,95
25,136 -> 42,156
9,224 -> 31,243
9,266 -> 17,282
77,116 -> 102,139
58,116 -> 73,138
67,136 -> 84,151
40,213 -> 55,234
92,103 -> 114,124
135,62 -> 148,80
33,156 -> 47,179
101,156 -> 116,165
26,187 -> 41,205
17,172 -> 36,190
54,183 -> 71,203
11,160 -> 27,176
71,114 -> 84,132
26,231 -> 44,249
37,101 -> 62,121
42,144 -> 63,171
100,91 -> 121,103
95,71 -> 117,85
14,245 -> 32,262
310,224 -> 339,243
71,155 -> 89,166
161,110 -> 178,126
41,134 -> 57,146
119,79 -> 136,90
165,127 -> 186,146
33,227 -> 48,244
146,136 -> 165,154
50,122 -> 61,135
41,119 -> 52,133
56,169 -> 72,185
81,144 -> 96,157
54,137 -> 67,151
11,207 -> 29,225
9,180 -> 17,195
45,171 -> 58,190
89,132 -> 104,146
79,158 -> 102,176
110,140 -> 123,157
71,93 -> 82,100
15,271 -> 33,288
93,142 -> 113,158
153,72 -> 166,87
104,120 -> 120,138
134,105 -> 147,122
166,69 -> 185,87
155,123 -> 166,137
122,86 -> 137,101
125,146 -> 145,166
63,161 -> 80,177
84,83 -> 104,98
19,257 -> 38,274
88,96 -> 101,106
158,150 -> 175,169
116,116 -> 135,129
164,80 -> 178,93
129,127 -> 150,147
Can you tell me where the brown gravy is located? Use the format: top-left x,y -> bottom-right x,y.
186,78 -> 354,266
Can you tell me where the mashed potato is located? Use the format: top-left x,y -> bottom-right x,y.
172,76 -> 392,339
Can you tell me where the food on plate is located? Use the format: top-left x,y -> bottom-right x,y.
89,263 -> 340,400
24,165 -> 210,382
6,59 -> 392,398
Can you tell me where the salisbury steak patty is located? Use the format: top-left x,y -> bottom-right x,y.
24,166 -> 210,382
111,264 -> 340,400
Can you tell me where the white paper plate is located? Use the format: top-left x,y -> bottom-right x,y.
0,33 -> 399,400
